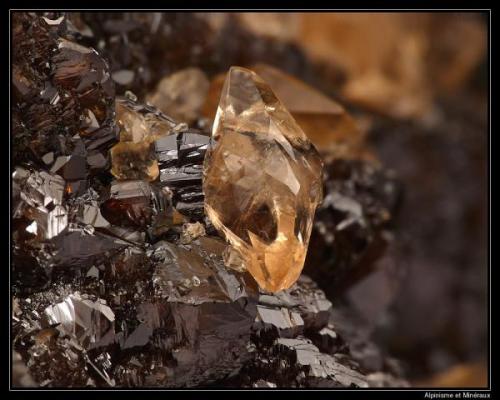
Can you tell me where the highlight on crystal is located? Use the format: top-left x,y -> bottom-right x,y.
11,12 -> 488,390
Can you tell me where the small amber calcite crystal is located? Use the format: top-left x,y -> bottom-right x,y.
203,66 -> 323,292
110,98 -> 177,181
110,142 -> 160,181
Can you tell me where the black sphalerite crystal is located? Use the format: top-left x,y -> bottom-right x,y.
155,130 -> 210,220
304,158 -> 402,297
12,13 -> 117,169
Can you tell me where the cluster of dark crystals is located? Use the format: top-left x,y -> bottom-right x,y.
155,130 -> 210,221
12,235 -> 259,387
66,13 -> 213,98
213,276 -> 408,388
11,14 -> 250,388
304,158 -> 402,297
12,13 -> 117,174
12,12 -> 408,388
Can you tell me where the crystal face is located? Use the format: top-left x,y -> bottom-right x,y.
203,66 -> 323,292
110,98 -> 177,181
44,294 -> 115,349
155,130 -> 210,220
12,14 -> 416,389
251,64 -> 369,159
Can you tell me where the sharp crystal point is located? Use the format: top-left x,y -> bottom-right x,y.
203,66 -> 324,292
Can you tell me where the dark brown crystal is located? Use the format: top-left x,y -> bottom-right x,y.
155,130 -> 210,220
101,181 -> 154,228
12,13 -> 116,168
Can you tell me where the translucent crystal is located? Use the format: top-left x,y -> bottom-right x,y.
252,64 -> 366,158
110,98 -> 177,181
115,98 -> 176,143
203,66 -> 323,292
204,65 -> 369,159
180,222 -> 206,244
110,142 -> 160,181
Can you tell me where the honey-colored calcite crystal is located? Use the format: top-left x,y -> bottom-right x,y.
252,64 -> 370,159
110,98 -> 177,181
203,66 -> 323,292
295,13 -> 485,118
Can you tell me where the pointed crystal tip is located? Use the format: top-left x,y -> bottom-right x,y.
203,66 -> 323,292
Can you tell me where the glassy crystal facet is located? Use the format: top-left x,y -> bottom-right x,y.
203,67 -> 323,292
110,98 -> 177,181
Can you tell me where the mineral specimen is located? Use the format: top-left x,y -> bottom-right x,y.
12,13 -> 116,167
101,180 -> 154,228
217,275 -> 405,388
155,129 -> 210,220
253,275 -> 332,343
113,236 -> 259,387
179,222 -> 206,244
13,167 -> 68,241
11,13 -> 419,389
49,228 -> 129,269
115,98 -> 176,143
252,64 -> 370,158
272,337 -> 369,388
203,64 -> 368,158
110,142 -> 160,181
203,66 -> 323,292
110,98 -> 177,181
43,294 -> 115,349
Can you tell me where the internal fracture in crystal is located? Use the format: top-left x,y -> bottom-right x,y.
203,66 -> 323,292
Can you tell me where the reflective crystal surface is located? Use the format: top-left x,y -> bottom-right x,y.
13,168 -> 68,241
12,13 -> 419,389
204,65 -> 367,158
101,180 -> 153,228
252,64 -> 369,158
116,236 -> 258,386
44,294 -> 115,349
110,98 -> 178,181
12,13 -> 116,167
155,129 -> 210,220
203,66 -> 323,292
152,236 -> 257,304
115,98 -> 177,143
